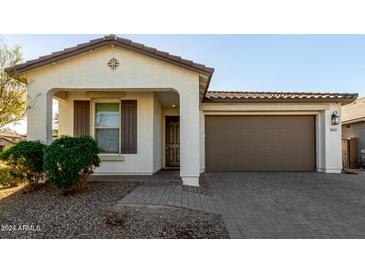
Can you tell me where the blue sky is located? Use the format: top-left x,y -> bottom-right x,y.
2,34 -> 365,95
1,34 -> 365,133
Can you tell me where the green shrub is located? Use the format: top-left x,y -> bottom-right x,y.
43,135 -> 100,193
0,163 -> 24,188
0,141 -> 46,189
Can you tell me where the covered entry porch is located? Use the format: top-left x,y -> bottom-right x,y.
51,88 -> 195,184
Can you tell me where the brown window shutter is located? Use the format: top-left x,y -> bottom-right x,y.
121,100 -> 137,154
73,100 -> 90,137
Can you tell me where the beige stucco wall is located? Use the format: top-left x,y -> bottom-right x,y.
58,91 -> 160,175
25,45 -> 201,185
320,104 -> 342,173
200,102 -> 343,173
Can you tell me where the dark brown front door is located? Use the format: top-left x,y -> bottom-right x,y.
165,116 -> 180,167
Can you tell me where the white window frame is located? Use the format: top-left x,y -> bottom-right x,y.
91,99 -> 121,156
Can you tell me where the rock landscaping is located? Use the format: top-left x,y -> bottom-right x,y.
0,182 -> 229,239
107,204 -> 229,239
0,182 -> 136,239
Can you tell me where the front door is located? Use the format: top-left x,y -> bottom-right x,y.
165,116 -> 180,167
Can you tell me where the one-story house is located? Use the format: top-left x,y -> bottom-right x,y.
0,137 -> 15,152
5,35 -> 357,186
342,97 -> 365,167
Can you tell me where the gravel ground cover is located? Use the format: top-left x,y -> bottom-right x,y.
107,204 -> 229,239
0,182 -> 136,238
0,182 -> 228,239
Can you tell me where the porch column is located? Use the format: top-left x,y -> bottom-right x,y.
179,87 -> 200,186
27,89 -> 53,144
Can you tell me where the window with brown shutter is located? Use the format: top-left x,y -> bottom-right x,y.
121,100 -> 137,154
73,100 -> 90,137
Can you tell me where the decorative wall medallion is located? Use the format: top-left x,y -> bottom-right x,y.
107,58 -> 119,71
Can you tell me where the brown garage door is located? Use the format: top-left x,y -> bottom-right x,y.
205,115 -> 316,171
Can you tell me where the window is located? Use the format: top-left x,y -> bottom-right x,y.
95,103 -> 120,154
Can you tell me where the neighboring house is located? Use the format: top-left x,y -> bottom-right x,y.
0,137 -> 15,152
5,35 -> 357,186
0,129 -> 26,152
342,97 -> 365,167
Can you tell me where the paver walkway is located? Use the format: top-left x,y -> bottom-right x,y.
118,172 -> 365,239
120,185 -> 217,213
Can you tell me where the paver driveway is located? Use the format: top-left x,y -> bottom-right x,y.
206,172 -> 365,238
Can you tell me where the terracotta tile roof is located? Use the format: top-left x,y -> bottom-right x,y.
204,91 -> 358,104
342,97 -> 365,123
5,35 -> 214,77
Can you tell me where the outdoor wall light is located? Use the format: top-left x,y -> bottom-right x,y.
331,111 -> 340,125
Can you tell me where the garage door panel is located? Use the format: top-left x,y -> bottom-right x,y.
205,115 -> 316,171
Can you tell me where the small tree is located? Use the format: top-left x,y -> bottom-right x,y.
0,41 -> 27,129
0,140 -> 46,190
43,136 -> 100,194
